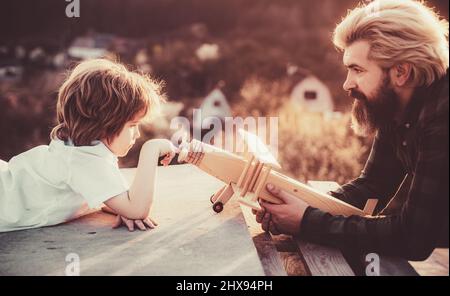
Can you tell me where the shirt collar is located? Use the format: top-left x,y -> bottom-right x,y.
51,138 -> 118,164
395,69 -> 449,128
396,86 -> 427,127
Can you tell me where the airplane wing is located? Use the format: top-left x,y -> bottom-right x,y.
238,128 -> 281,170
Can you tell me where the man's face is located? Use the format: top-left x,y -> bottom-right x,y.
343,40 -> 399,136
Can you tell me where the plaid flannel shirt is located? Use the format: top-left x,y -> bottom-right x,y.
300,70 -> 449,261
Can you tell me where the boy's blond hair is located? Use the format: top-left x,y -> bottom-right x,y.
333,0 -> 449,86
51,59 -> 164,146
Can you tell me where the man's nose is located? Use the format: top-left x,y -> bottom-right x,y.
343,73 -> 356,92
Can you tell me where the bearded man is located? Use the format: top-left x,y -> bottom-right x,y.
256,0 -> 449,261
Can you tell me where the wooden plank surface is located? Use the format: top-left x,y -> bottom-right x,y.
299,181 -> 355,276
410,248 -> 449,276
295,240 -> 355,276
272,235 -> 309,275
305,181 -> 445,276
378,256 -> 419,276
240,205 -> 288,276
0,164 -> 266,276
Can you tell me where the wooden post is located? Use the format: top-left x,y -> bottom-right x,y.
215,183 -> 235,205
237,155 -> 254,188
190,141 -> 198,164
196,152 -> 205,166
193,146 -> 203,166
241,161 -> 259,197
363,199 -> 378,216
248,162 -> 264,193
185,151 -> 194,164
253,166 -> 272,201
210,185 -> 227,204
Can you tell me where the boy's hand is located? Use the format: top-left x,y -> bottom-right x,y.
147,139 -> 178,166
112,215 -> 158,232
160,152 -> 176,166
149,139 -> 178,156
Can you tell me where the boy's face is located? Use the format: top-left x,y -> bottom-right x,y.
104,112 -> 144,157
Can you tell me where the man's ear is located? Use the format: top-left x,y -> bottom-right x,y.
391,63 -> 412,87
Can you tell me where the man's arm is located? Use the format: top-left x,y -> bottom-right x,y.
329,129 -> 406,210
301,110 -> 449,260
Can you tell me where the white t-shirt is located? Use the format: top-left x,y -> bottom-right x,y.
0,139 -> 129,232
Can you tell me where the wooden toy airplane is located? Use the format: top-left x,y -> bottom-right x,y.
177,129 -> 377,217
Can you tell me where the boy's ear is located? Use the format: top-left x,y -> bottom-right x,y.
391,63 -> 412,87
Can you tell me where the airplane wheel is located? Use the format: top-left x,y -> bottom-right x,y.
210,194 -> 215,204
213,202 -> 224,213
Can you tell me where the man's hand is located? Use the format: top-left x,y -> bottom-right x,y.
112,215 -> 158,232
254,183 -> 309,236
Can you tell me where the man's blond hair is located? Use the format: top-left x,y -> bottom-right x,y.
334,0 -> 449,86
51,59 -> 164,146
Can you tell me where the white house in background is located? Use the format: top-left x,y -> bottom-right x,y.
68,34 -> 113,60
196,43 -> 220,62
290,75 -> 334,113
52,52 -> 67,68
194,88 -> 232,131
15,46 -> 26,60
0,59 -> 23,81
29,47 -> 46,62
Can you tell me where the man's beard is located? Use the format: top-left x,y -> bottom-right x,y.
350,74 -> 399,136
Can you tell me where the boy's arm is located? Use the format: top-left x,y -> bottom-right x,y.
104,140 -> 175,219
